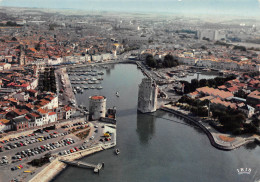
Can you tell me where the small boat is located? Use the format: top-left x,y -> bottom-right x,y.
97,85 -> 103,90
116,91 -> 119,97
115,149 -> 120,155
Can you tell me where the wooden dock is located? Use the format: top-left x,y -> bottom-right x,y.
60,160 -> 103,173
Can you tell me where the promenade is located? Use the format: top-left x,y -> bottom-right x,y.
161,105 -> 259,150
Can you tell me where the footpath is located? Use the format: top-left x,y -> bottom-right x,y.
161,105 -> 259,150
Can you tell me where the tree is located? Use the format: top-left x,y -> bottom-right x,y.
6,21 -> 18,26
201,45 -> 207,50
252,118 -> 260,127
212,109 -> 222,120
191,79 -> 199,91
207,79 -> 216,87
11,37 -> 17,41
146,55 -> 157,68
163,54 -> 179,68
199,79 -> 208,87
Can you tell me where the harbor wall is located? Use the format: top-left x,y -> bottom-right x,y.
160,107 -> 256,151
29,143 -> 115,182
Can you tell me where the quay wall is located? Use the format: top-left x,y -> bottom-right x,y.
29,143 -> 115,182
160,107 -> 256,151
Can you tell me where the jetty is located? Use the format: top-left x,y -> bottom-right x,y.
60,160 -> 103,173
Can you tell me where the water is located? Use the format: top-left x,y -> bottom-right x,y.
53,63 -> 260,182
177,72 -> 219,83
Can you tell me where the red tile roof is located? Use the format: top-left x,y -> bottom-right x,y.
37,108 -> 47,114
14,109 -> 29,116
48,112 -> 56,116
196,87 -> 234,99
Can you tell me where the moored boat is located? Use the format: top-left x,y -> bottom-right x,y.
115,149 -> 120,155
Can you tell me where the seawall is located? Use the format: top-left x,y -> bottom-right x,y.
29,143 -> 115,182
160,106 -> 256,151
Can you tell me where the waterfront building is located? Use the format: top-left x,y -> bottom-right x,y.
89,96 -> 106,120
138,78 -> 158,113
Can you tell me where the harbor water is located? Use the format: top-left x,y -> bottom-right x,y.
53,64 -> 260,182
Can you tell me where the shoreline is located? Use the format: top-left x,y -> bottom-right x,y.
160,106 -> 259,151
29,131 -> 116,182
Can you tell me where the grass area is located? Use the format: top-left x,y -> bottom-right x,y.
75,129 -> 90,140
219,135 -> 235,142
70,125 -> 89,133
28,154 -> 51,167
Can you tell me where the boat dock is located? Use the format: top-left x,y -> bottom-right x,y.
60,160 -> 103,173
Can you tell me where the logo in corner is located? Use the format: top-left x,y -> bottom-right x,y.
237,168 -> 252,175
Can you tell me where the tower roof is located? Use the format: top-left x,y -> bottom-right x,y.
91,96 -> 105,100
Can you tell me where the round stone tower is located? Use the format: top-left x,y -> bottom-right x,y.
138,78 -> 158,113
89,95 -> 106,120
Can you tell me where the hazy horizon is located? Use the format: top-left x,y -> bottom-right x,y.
0,0 -> 260,17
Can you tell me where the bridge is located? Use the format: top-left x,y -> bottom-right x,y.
60,160 -> 103,173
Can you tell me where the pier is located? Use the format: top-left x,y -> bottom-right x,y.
60,160 -> 103,173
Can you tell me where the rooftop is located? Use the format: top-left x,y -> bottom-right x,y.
91,96 -> 105,100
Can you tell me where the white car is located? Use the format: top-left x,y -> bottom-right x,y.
90,136 -> 94,140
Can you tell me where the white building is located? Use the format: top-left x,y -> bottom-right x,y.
48,112 -> 57,123
40,95 -> 58,110
29,78 -> 38,90
0,63 -> 11,70
138,78 -> 158,113
196,59 -> 212,67
197,30 -> 226,41
0,119 -> 12,132
28,112 -> 44,127
89,96 -> 106,120
179,56 -> 198,66
47,57 -> 63,65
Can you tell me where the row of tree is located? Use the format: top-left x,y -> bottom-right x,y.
179,75 -> 236,94
178,96 -> 209,117
38,68 -> 57,93
211,108 -> 246,134
146,54 -> 179,68
28,153 -> 51,167
0,21 -> 21,27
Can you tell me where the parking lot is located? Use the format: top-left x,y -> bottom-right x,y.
0,120 -> 116,182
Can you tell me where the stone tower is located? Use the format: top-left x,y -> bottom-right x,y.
89,95 -> 106,120
138,78 -> 158,113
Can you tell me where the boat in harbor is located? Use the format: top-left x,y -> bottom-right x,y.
98,71 -> 104,75
97,76 -> 103,80
115,149 -> 120,155
97,85 -> 103,90
88,80 -> 95,84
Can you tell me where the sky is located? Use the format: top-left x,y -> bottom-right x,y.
0,0 -> 260,16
